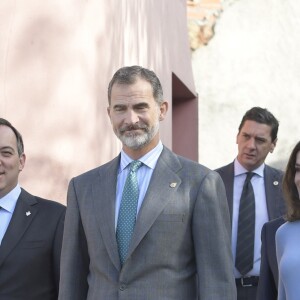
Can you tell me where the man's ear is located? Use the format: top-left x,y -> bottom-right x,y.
19,153 -> 26,172
236,131 -> 240,145
107,106 -> 110,117
159,101 -> 168,121
270,138 -> 278,153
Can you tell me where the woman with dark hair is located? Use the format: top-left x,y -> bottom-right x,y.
276,141 -> 300,300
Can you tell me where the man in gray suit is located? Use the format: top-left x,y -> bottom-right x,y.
215,107 -> 286,300
59,66 -> 236,300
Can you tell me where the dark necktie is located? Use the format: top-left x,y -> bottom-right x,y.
235,172 -> 255,276
116,160 -> 142,265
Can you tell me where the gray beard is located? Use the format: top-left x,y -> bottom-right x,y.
118,122 -> 159,150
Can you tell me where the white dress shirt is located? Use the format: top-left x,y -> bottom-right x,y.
232,159 -> 269,277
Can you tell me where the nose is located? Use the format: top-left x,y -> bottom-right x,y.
246,137 -> 256,149
125,109 -> 139,124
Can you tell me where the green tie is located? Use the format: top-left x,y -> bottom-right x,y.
116,160 -> 142,265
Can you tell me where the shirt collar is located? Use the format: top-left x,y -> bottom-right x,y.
120,141 -> 163,172
0,184 -> 21,213
234,158 -> 265,178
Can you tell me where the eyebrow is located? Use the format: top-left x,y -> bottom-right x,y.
112,103 -> 126,108
0,146 -> 15,152
255,136 -> 268,141
133,102 -> 150,108
113,102 -> 150,109
241,132 -> 268,140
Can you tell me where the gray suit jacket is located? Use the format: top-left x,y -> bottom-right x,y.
215,162 -> 286,223
59,147 -> 236,300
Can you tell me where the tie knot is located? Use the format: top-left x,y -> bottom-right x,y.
130,160 -> 142,173
245,172 -> 255,182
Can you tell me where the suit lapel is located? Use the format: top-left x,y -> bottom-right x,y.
92,156 -> 121,270
93,149 -> 183,268
217,163 -> 284,224
127,148 -> 182,260
264,166 -> 285,219
217,163 -> 234,221
0,189 -> 38,267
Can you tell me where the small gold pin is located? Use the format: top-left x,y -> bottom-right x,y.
170,182 -> 177,188
26,211 -> 31,216
273,181 -> 279,186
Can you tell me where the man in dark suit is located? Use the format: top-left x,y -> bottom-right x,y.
256,216 -> 285,300
215,107 -> 286,300
58,66 -> 236,300
0,118 -> 65,300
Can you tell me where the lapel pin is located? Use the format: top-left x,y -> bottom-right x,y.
273,181 -> 279,186
26,211 -> 31,216
170,182 -> 177,188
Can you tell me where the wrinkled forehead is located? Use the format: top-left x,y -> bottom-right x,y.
111,80 -> 154,101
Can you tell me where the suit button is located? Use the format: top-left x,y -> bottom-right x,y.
119,284 -> 127,291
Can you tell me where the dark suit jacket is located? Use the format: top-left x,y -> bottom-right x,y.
0,188 -> 65,300
215,162 -> 286,223
59,147 -> 236,300
256,216 -> 285,300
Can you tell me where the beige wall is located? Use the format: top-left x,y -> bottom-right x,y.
0,0 -> 195,203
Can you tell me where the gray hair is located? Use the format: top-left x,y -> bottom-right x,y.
107,65 -> 164,105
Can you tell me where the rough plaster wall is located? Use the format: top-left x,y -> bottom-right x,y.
192,0 -> 300,170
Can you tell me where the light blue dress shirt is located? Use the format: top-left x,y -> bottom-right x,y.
0,184 -> 21,245
115,141 -> 163,229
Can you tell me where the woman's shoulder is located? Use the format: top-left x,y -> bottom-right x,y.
276,220 -> 300,239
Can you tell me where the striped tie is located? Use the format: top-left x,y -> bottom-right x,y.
235,172 -> 255,276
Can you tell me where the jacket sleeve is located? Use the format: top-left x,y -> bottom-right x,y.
58,178 -> 90,300
193,170 -> 236,299
53,207 -> 66,294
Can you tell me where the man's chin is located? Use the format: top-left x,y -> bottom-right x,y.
242,161 -> 258,171
120,135 -> 149,150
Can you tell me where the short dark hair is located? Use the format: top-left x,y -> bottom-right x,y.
107,65 -> 163,105
0,118 -> 24,156
238,107 -> 279,142
283,141 -> 300,221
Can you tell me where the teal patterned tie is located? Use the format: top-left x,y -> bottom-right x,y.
116,160 -> 142,265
